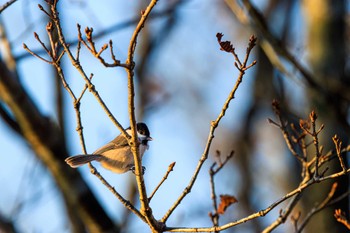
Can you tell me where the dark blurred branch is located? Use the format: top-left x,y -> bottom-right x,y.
0,212 -> 17,233
0,103 -> 21,134
0,0 -> 17,14
0,20 -> 19,80
225,0 -> 350,104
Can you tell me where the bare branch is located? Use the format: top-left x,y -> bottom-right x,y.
148,162 -> 176,203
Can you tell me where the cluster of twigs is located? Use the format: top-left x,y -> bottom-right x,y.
23,0 -> 350,232
264,101 -> 350,232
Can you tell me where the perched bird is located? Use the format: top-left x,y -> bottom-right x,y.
65,122 -> 152,174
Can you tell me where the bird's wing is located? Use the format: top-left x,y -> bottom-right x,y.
93,135 -> 129,155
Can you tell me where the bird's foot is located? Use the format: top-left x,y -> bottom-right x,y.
130,166 -> 146,175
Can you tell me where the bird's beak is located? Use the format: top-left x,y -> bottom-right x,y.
147,136 -> 153,141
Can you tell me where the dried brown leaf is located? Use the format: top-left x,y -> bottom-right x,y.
217,194 -> 238,215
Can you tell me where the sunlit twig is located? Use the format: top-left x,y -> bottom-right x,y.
148,162 -> 176,203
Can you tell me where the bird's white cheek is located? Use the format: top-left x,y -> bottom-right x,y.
137,132 -> 149,141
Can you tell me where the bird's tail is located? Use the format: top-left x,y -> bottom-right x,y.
65,154 -> 102,168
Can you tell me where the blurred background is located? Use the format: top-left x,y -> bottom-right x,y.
0,0 -> 349,232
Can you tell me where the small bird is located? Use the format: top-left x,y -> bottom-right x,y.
65,122 -> 152,174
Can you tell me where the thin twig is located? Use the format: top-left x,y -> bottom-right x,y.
262,193 -> 302,233
148,162 -> 176,203
76,31 -> 82,61
208,151 -> 234,230
22,44 -> 53,64
309,111 -> 322,178
37,4 -> 51,18
109,40 -> 119,64
332,135 -> 346,172
209,162 -> 219,229
270,100 -> 303,161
